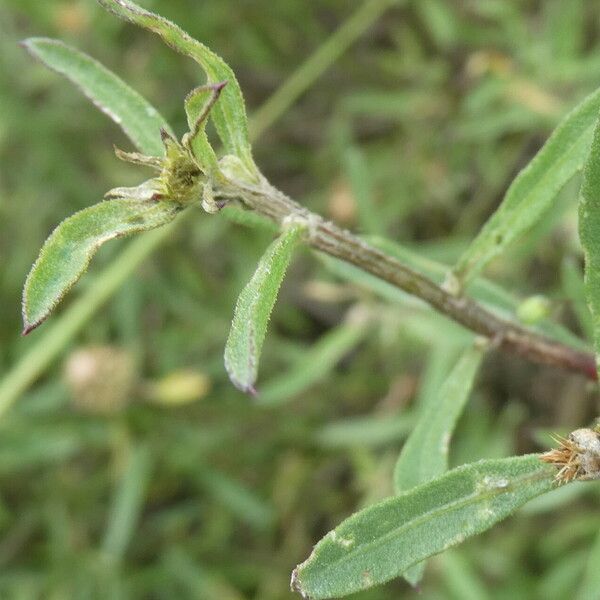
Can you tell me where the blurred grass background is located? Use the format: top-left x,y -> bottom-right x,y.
2,0 -> 600,598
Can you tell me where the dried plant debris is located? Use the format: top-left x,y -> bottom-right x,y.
540,427 -> 600,484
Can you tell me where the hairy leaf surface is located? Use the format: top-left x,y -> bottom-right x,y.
292,456 -> 555,599
23,38 -> 170,156
454,86 -> 600,287
224,224 -> 305,393
579,112 -> 600,376
97,0 -> 256,173
23,200 -> 180,333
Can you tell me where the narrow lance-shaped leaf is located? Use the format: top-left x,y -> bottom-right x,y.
394,344 -> 486,491
292,456 -> 555,600
453,86 -> 600,289
22,200 -> 180,334
224,224 -> 306,394
22,37 -> 171,157
97,0 -> 256,174
183,83 -> 224,173
579,111 -> 600,377
393,343 -> 486,586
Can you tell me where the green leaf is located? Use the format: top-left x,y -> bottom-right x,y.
393,343 -> 486,586
579,111 -> 600,377
224,224 -> 305,393
22,199 -> 180,334
183,84 -> 222,173
394,344 -> 486,491
97,0 -> 256,173
22,37 -> 170,156
561,258 -> 593,341
292,455 -> 555,599
453,86 -> 600,288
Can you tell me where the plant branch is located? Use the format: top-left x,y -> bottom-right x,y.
232,178 -> 599,381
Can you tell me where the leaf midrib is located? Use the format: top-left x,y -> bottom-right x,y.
306,466 -> 550,586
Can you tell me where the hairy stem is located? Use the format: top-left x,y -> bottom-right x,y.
234,179 -> 598,381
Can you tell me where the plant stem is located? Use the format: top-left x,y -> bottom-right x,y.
234,179 -> 598,381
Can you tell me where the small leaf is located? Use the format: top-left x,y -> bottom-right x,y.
292,456 -> 555,599
453,86 -> 600,288
23,199 -> 180,334
97,0 -> 256,173
224,224 -> 305,393
393,343 -> 486,585
579,111 -> 600,377
394,343 -> 486,491
22,38 -> 171,156
183,83 -> 224,173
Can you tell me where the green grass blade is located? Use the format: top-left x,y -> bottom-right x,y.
256,320 -> 369,406
292,456 -> 555,599
195,466 -> 274,531
561,258 -> 593,341
315,412 -> 415,449
97,0 -> 255,173
250,0 -> 398,140
343,146 -> 383,236
163,548 -> 246,600
579,110 -> 600,377
224,224 -> 305,393
22,199 -> 180,334
453,86 -> 600,288
22,38 -> 170,156
393,343 -> 486,585
102,444 -> 152,564
576,525 -> 600,600
439,551 -> 492,600
394,344 -> 486,491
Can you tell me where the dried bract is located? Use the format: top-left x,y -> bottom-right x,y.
540,427 -> 600,484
